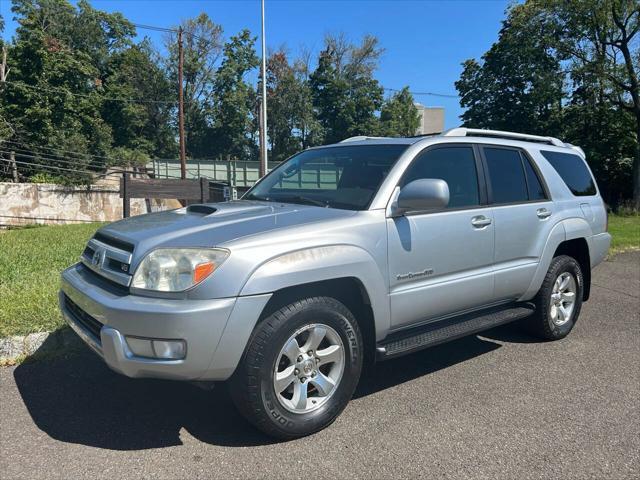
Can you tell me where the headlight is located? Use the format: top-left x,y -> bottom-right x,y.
131,248 -> 229,292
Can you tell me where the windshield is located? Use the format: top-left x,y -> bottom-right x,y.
244,144 -> 408,210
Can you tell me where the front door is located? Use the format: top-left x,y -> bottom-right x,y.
387,145 -> 495,329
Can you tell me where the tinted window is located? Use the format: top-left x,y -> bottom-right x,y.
541,150 -> 596,196
484,148 -> 528,203
403,146 -> 479,208
523,157 -> 547,200
245,144 -> 408,210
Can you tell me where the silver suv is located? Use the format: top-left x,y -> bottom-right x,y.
60,128 -> 611,439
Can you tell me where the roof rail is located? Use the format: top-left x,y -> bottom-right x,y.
339,136 -> 390,143
442,128 -> 565,147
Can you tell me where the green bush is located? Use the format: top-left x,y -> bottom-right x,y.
29,173 -> 66,184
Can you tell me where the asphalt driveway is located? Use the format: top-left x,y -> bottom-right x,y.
1,252 -> 639,479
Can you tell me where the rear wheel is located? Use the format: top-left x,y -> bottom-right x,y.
230,296 -> 363,439
530,255 -> 584,340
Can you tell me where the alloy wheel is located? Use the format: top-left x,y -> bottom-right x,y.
549,272 -> 577,326
273,324 -> 345,414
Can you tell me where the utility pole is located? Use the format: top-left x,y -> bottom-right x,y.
178,26 -> 186,179
259,0 -> 268,177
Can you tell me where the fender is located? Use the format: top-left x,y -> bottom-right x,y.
240,244 -> 391,340
562,216 -> 594,241
520,216 -> 593,301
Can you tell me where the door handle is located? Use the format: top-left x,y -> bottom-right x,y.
537,208 -> 552,219
471,215 -> 492,228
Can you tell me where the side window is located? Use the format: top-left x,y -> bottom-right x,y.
522,155 -> 547,201
402,146 -> 479,208
541,150 -> 596,196
484,147 -> 528,204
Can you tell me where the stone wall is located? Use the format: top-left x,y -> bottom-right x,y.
0,182 -> 170,226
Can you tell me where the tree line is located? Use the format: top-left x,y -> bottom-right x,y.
0,0 -> 420,183
456,0 -> 639,209
0,0 -> 638,208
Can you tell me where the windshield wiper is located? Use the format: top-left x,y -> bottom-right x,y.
275,195 -> 329,208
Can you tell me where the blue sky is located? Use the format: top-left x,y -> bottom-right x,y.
1,0 -> 511,128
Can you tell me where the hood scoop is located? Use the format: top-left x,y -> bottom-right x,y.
186,204 -> 218,215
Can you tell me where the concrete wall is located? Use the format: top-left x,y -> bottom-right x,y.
0,182 -> 152,226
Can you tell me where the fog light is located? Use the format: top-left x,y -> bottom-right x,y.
126,337 -> 155,358
152,340 -> 186,360
125,337 -> 186,360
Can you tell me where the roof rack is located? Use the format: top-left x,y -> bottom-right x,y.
442,128 -> 565,147
339,136 -> 391,143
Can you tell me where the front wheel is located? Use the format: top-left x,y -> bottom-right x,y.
530,255 -> 584,340
230,296 -> 363,439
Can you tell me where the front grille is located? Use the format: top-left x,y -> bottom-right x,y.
81,235 -> 134,287
64,294 -> 103,342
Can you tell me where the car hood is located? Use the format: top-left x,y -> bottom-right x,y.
97,200 -> 357,254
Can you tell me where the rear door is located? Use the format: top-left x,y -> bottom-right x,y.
480,145 -> 554,301
387,144 -> 495,329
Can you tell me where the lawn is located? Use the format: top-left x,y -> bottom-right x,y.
608,214 -> 640,253
0,223 -> 103,338
0,215 -> 638,339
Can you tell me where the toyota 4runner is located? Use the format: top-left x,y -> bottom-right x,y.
60,128 -> 611,439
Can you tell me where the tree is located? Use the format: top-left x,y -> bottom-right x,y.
309,34 -> 384,144
380,87 -> 420,136
4,0 -> 114,178
208,29 -> 259,159
265,48 -> 320,162
455,0 -> 639,208
543,0 -> 640,207
455,2 -> 564,135
0,0 -> 179,181
165,14 -> 223,158
101,40 -> 176,159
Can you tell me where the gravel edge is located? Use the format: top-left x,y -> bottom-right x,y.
0,328 -> 82,365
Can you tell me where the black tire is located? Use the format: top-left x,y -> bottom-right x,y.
229,296 -> 363,440
529,255 -> 584,340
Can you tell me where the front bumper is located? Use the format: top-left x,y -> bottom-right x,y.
60,263 -> 270,381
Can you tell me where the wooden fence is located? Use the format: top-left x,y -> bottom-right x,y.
120,175 -> 233,218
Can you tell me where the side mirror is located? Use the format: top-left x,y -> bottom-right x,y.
391,178 -> 449,217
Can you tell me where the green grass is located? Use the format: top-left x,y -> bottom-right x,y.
608,214 -> 640,254
0,215 -> 638,339
0,223 -> 103,338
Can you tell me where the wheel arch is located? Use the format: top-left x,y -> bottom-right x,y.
237,244 -> 390,365
553,238 -> 591,301
258,277 -> 378,364
521,218 -> 593,302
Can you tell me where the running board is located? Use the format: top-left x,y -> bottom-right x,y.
376,303 -> 535,360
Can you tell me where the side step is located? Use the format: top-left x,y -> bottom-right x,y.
376,303 -> 535,360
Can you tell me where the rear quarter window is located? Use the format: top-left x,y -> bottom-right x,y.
540,150 -> 596,196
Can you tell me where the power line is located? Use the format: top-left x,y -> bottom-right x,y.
132,22 -> 211,44
132,23 -> 174,34
0,150 -> 142,177
0,153 -> 231,190
3,80 -> 182,105
384,87 -> 458,99
2,138 -> 128,164
0,140 -> 112,166
1,144 -> 110,168
0,156 -> 101,176
131,21 -> 459,100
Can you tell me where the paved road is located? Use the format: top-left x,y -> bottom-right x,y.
1,253 -> 639,479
